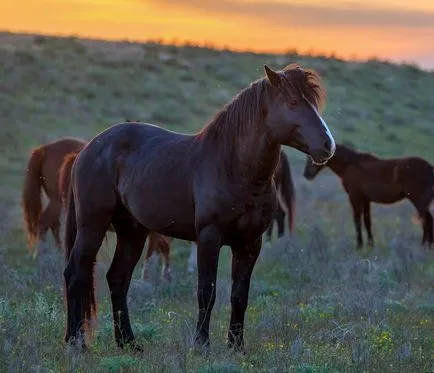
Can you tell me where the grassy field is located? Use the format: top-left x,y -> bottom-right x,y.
0,31 -> 434,372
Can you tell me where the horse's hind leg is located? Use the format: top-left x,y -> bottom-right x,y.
363,199 -> 374,247
50,218 -> 62,250
275,204 -> 286,237
410,189 -> 433,247
158,237 -> 172,282
349,194 -> 363,248
187,242 -> 197,273
142,232 -> 156,281
107,219 -> 147,350
38,199 -> 62,250
64,220 -> 110,348
265,219 -> 274,241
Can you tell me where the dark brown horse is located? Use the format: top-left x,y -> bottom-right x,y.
22,137 -> 87,254
59,149 -> 173,282
63,64 -> 336,353
265,149 -> 296,240
303,143 -> 434,248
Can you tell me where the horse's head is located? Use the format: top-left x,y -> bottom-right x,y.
263,64 -> 335,165
303,155 -> 325,180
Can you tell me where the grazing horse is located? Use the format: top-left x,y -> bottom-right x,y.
59,149 -> 173,282
63,64 -> 335,353
187,149 -> 296,273
21,137 -> 87,254
303,143 -> 434,248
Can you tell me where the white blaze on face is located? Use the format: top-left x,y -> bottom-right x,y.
307,100 -> 336,158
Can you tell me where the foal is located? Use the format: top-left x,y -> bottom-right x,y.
304,143 -> 434,248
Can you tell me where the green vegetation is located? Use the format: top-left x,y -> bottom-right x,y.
0,31 -> 433,372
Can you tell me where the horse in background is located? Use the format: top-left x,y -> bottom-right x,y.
59,146 -> 173,282
303,143 -> 434,248
265,149 -> 296,241
21,137 -> 87,255
62,63 -> 335,353
187,148 -> 296,274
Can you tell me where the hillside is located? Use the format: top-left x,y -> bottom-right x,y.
1,32 -> 434,234
0,31 -> 433,372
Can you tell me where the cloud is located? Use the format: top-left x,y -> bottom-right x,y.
149,0 -> 434,29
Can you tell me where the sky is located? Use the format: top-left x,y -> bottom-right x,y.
1,0 -> 434,69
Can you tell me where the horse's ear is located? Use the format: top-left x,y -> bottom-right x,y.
264,65 -> 281,87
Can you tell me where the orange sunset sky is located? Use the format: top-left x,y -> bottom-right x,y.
1,0 -> 434,69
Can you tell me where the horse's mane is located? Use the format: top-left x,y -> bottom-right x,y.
197,64 -> 326,160
197,78 -> 266,148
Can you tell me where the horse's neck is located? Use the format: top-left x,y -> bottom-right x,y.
203,128 -> 280,188
327,156 -> 351,177
234,134 -> 280,188
327,149 -> 361,177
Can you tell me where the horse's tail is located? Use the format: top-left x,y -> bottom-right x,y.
59,152 -> 79,209
64,165 -> 77,264
276,152 -> 296,232
63,174 -> 97,341
21,145 -> 46,253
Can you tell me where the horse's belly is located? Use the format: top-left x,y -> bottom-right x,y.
120,184 -> 196,238
152,222 -> 196,242
364,184 -> 404,204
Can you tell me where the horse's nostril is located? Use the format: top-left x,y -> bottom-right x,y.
324,141 -> 331,151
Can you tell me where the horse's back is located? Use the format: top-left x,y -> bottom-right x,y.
41,137 -> 86,198
396,157 -> 433,190
343,155 -> 433,202
72,122 -> 198,240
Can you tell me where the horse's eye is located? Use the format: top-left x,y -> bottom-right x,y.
289,98 -> 298,106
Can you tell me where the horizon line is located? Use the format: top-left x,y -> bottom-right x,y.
0,28 -> 431,72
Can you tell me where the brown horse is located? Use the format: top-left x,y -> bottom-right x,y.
22,137 -> 87,254
59,148 -> 173,282
303,143 -> 434,248
63,64 -> 335,353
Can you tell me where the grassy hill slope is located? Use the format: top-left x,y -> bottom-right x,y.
0,32 -> 433,372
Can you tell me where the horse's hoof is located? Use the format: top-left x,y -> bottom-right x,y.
118,338 -> 145,353
162,271 -> 172,283
124,341 -> 145,354
193,336 -> 211,355
227,343 -> 246,355
65,337 -> 88,354
227,335 -> 245,355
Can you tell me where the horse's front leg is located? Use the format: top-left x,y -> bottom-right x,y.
227,236 -> 261,353
194,225 -> 222,350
